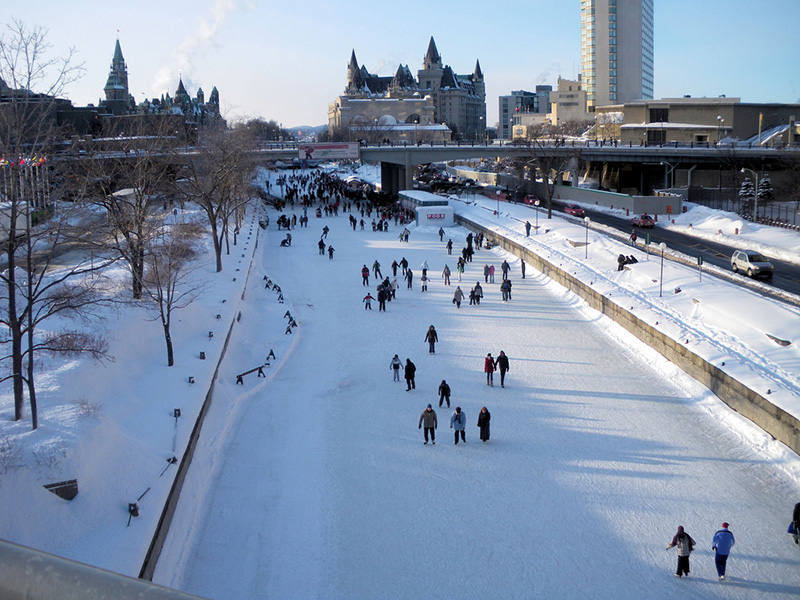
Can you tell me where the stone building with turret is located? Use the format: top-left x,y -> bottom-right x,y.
328,37 -> 485,142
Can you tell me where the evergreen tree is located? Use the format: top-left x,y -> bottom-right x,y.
757,173 -> 774,204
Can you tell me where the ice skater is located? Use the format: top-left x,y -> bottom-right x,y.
450,406 -> 466,445
477,406 -> 491,442
418,404 -> 437,445
424,325 -> 438,354
712,522 -> 735,581
484,353 -> 495,386
666,525 -> 695,578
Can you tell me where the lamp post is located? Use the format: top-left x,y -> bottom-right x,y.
716,115 -> 724,144
535,199 -> 540,234
741,167 -> 759,222
659,242 -> 666,297
584,216 -> 590,259
496,190 -> 501,217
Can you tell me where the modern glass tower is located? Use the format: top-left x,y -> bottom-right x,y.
581,0 -> 653,108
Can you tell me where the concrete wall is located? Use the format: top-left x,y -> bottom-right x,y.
455,214 -> 800,456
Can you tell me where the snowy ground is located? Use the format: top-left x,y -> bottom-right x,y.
152,172 -> 800,598
2,164 -> 800,598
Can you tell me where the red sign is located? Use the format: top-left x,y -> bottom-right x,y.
426,213 -> 445,219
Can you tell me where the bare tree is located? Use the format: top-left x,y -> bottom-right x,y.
511,138 -> 581,218
141,218 -> 206,367
0,20 -> 116,428
77,116 -> 181,299
179,125 -> 255,272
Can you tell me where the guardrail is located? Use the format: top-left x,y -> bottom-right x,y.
0,539 -> 208,600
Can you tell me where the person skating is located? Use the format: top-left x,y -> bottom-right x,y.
404,359 -> 416,391
363,292 -> 374,310
477,406 -> 491,442
390,277 -> 398,299
453,286 -> 464,309
372,260 -> 382,279
450,406 -> 467,445
438,380 -> 451,408
361,265 -> 370,286
420,260 -> 428,279
521,259 -> 526,279
390,354 -> 402,381
501,260 -> 510,280
473,282 -> 483,305
495,350 -> 510,387
400,257 -> 408,274
712,523 -> 735,580
405,268 -> 414,289
327,245 -> 335,259
488,264 -> 495,283
424,325 -> 438,354
318,239 -> 326,255
391,260 -> 399,276
438,226 -> 445,241
321,225 -> 329,239
484,353 -> 495,386
377,287 -> 388,312
418,404 -> 437,445
446,239 -> 453,255
483,264 -> 490,283
500,279 -> 511,302
420,273 -> 428,292
666,525 -> 696,578
442,264 -> 451,286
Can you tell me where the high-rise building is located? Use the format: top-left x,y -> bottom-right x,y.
498,86 -> 552,139
580,0 -> 653,109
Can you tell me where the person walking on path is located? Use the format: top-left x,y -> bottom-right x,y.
390,354 -> 402,381
439,227 -> 445,241
400,257 -> 408,275
666,526 -> 696,578
327,245 -> 335,259
501,260 -> 510,280
361,265 -> 370,286
629,230 -> 637,246
477,406 -> 491,442
521,259 -> 526,279
450,406 -> 467,445
438,380 -> 451,408
391,260 -> 399,276
495,351 -> 510,387
363,293 -> 374,310
442,264 -> 451,286
446,239 -> 453,255
456,258 -> 465,282
404,359 -> 416,391
712,523 -> 735,580
390,278 -> 398,299
453,286 -> 464,309
405,268 -> 414,289
318,239 -> 326,255
500,279 -> 511,302
424,325 -> 439,354
484,353 -> 496,386
373,260 -> 382,279
483,264 -> 490,283
322,225 -> 329,239
418,404 -> 437,445
525,221 -> 531,236
489,264 -> 495,283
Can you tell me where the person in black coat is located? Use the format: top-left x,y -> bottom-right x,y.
404,359 -> 416,391
495,351 -> 510,388
424,325 -> 438,353
477,406 -> 491,443
438,380 -> 451,408
377,287 -> 387,312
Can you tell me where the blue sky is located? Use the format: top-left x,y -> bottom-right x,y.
5,0 -> 799,128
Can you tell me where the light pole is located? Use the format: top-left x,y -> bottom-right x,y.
716,115 -> 724,144
659,242 -> 666,297
584,216 -> 590,259
535,199 -> 540,233
741,167 -> 759,223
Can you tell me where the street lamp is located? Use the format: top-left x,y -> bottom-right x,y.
584,216 -> 590,259
741,167 -> 759,223
716,115 -> 724,144
659,242 -> 666,297
535,199 -> 540,234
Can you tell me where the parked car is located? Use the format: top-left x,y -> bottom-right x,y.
631,214 -> 655,228
523,195 -> 539,205
564,203 -> 585,217
731,250 -> 774,279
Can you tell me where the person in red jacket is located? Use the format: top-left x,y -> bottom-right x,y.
484,353 -> 496,386
361,265 -> 369,286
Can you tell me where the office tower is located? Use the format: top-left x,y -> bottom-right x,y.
581,0 -> 653,108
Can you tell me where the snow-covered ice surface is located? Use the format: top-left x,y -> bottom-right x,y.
155,182 -> 800,598
2,162 -> 800,598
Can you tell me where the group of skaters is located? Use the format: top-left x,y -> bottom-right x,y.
665,523 -> 736,581
417,403 -> 491,445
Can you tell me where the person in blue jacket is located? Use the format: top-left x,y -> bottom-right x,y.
450,406 -> 466,445
712,522 -> 735,580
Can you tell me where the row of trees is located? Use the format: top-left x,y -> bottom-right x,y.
0,20 -> 257,429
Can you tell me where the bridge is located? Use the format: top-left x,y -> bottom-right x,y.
249,141 -> 800,196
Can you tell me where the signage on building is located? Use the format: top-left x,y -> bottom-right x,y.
298,143 -> 360,160
426,213 -> 445,220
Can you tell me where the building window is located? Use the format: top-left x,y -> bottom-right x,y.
649,108 -> 669,123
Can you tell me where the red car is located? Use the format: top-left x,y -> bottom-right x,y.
564,204 -> 585,217
631,214 -> 655,228
523,195 -> 539,205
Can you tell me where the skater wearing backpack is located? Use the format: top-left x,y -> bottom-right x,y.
666,525 -> 696,578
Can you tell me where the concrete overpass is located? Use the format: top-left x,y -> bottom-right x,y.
250,141 -> 800,196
